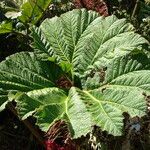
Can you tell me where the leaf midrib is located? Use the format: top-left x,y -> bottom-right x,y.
83,91 -> 119,129
71,15 -> 100,63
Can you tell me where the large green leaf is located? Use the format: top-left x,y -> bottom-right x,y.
12,54 -> 149,137
32,9 -> 148,76
10,87 -> 68,132
67,87 -> 146,137
13,88 -> 67,121
13,84 -> 147,137
84,54 -> 150,90
17,54 -> 148,137
0,52 -> 63,110
9,86 -> 91,137
0,53 -> 148,137
35,69 -> 148,137
0,9 -> 149,139
0,52 -> 58,91
103,55 -> 150,94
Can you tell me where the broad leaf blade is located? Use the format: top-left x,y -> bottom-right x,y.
14,53 -> 148,138
67,87 -> 146,137
35,104 -> 65,132
14,88 -> 67,120
84,53 -> 150,90
33,9 -> 99,64
13,85 -> 147,137
73,15 -> 148,74
0,52 -> 62,92
72,55 -> 149,137
0,52 -> 63,111
33,9 -> 148,76
103,54 -> 150,94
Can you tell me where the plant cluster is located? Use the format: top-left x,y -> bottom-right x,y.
0,0 -> 150,150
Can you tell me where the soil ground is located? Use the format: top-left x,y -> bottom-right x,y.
0,109 -> 44,150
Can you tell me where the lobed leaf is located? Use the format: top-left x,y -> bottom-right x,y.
0,9 -> 149,138
67,86 -> 146,137
32,9 -> 148,76
0,52 -> 63,111
14,87 -> 67,120
27,86 -> 147,137
0,53 -> 148,137
103,54 -> 150,95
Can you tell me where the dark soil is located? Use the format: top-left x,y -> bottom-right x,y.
0,109 -> 45,150
0,34 -> 32,62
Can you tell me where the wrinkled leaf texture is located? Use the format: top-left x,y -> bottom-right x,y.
0,9 -> 149,138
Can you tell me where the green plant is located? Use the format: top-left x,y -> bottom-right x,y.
0,0 -> 53,39
0,0 -> 53,61
0,0 -> 52,24
0,9 -> 149,148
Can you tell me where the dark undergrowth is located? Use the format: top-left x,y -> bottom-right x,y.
0,109 -> 44,150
